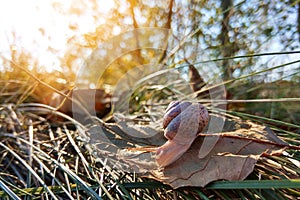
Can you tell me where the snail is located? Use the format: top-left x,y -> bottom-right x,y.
156,101 -> 209,167
130,101 -> 209,168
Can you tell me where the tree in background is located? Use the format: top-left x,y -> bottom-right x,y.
0,0 -> 299,88
63,0 -> 299,85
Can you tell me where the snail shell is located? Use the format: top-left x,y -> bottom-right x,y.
156,101 -> 209,167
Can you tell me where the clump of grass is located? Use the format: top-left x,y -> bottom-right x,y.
0,71 -> 300,199
0,53 -> 300,199
0,101 -> 188,199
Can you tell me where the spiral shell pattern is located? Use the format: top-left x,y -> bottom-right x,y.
156,101 -> 209,167
162,101 -> 209,143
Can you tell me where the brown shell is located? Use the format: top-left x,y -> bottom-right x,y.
162,101 -> 192,135
163,101 -> 209,142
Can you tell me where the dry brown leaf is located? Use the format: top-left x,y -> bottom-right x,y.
148,132 -> 286,188
89,115 -> 292,188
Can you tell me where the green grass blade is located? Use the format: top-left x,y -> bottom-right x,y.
207,179 -> 300,189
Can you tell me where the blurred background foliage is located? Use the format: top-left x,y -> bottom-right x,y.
0,0 -> 299,124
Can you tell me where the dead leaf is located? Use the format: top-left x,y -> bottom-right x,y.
43,89 -> 111,119
148,133 -> 285,188
88,114 -> 293,188
188,64 -> 207,97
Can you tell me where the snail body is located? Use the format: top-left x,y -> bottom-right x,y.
156,101 -> 209,167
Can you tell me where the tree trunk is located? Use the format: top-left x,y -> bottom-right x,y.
220,0 -> 234,80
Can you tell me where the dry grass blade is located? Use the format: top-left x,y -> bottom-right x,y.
1,133 -> 102,199
0,178 -> 21,200
26,119 -> 33,191
31,154 -> 74,199
0,142 -> 59,200
0,102 -> 120,199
